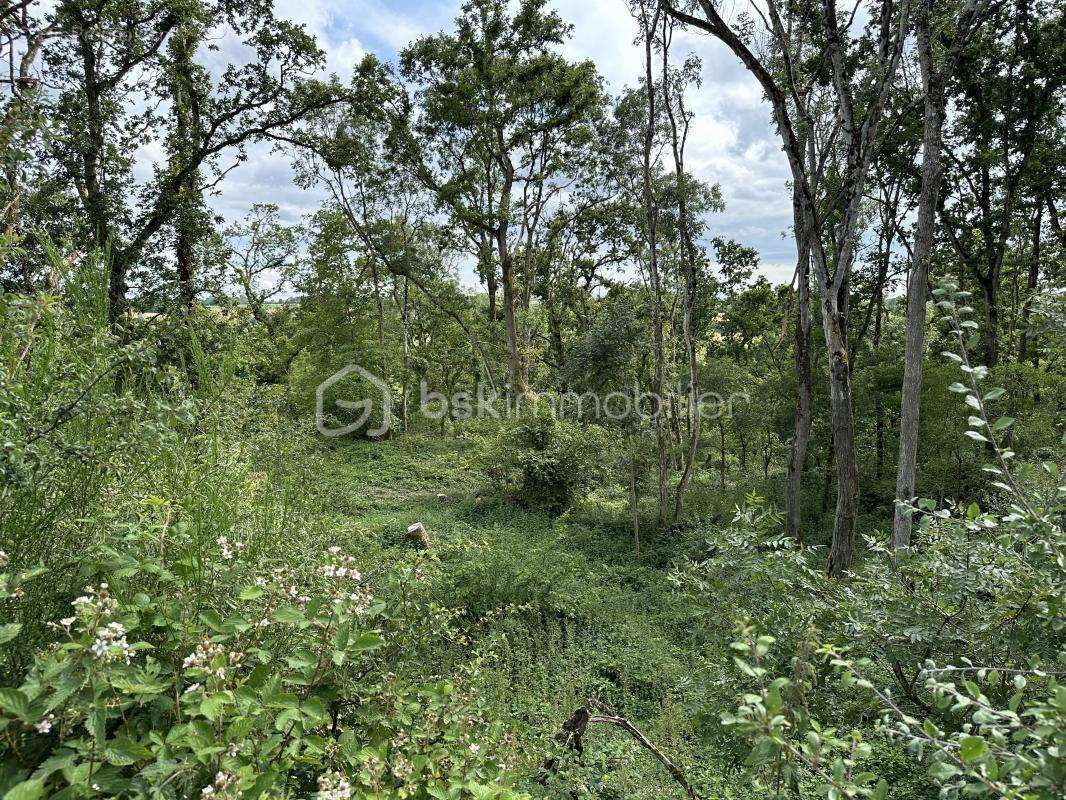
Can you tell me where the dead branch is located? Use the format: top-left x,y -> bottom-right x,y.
539,699 -> 698,800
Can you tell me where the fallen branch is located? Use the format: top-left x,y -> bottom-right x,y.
539,699 -> 698,800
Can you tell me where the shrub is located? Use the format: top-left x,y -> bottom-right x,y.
483,412 -> 612,515
0,526 -> 525,799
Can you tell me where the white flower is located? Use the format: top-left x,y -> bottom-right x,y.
91,621 -> 133,663
72,584 -> 118,618
202,770 -> 238,797
34,714 -> 55,734
316,770 -> 352,800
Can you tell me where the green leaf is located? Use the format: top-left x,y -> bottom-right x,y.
0,624 -> 21,645
198,610 -> 225,633
3,779 -> 44,800
246,768 -> 278,799
273,605 -> 308,626
200,693 -> 228,721
959,735 -> 987,762
991,416 -> 1015,431
0,688 -> 30,718
983,388 -> 1006,401
238,586 -> 264,601
350,632 -> 384,653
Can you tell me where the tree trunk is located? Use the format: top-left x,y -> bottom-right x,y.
401,276 -> 410,433
980,275 -> 1000,367
629,444 -> 641,559
822,285 -> 859,577
873,279 -> 885,481
171,24 -> 200,316
499,244 -> 524,393
664,17 -> 702,524
785,240 -> 812,543
1018,207 -> 1041,366
892,38 -> 948,549
640,3 -> 670,528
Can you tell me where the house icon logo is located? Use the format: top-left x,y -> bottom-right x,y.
315,365 -> 392,438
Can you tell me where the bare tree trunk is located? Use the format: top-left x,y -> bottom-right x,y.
495,148 -> 525,393
823,292 -> 860,577
718,419 -> 726,490
1018,206 -> 1041,366
873,276 -> 886,481
629,443 -> 641,559
786,238 -> 812,543
401,277 -> 410,433
663,15 -> 702,525
639,1 -> 670,528
893,0 -> 989,549
892,103 -> 944,547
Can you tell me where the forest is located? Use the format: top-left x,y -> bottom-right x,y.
0,0 -> 1064,798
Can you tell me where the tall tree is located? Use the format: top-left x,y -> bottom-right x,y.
939,0 -> 1064,366
891,0 -> 990,550
39,0 -> 336,322
396,0 -> 600,392
665,0 -> 912,575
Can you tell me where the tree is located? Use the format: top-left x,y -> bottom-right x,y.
938,0 -> 1065,367
221,204 -> 302,338
892,0 -> 991,549
396,0 -> 600,392
37,0 -> 337,322
286,57 -> 501,394
665,0 -> 912,575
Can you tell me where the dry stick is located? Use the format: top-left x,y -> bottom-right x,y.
588,701 -> 699,800
541,700 -> 699,800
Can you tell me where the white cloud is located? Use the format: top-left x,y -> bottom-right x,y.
204,0 -> 797,284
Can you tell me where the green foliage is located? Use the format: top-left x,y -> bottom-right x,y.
0,271 -> 525,799
0,529 -> 522,799
691,287 -> 1066,800
483,412 -> 613,514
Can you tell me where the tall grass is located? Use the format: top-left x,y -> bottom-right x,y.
0,250 -> 325,680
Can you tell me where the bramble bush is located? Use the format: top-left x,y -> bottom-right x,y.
0,257 -> 526,799
0,528 -> 524,799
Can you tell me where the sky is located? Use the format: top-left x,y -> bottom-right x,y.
208,0 -> 797,286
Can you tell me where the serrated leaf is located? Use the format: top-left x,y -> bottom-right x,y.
0,688 -> 30,718
350,632 -> 384,653
0,624 -> 21,646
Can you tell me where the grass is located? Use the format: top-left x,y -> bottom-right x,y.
302,432 -> 755,799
